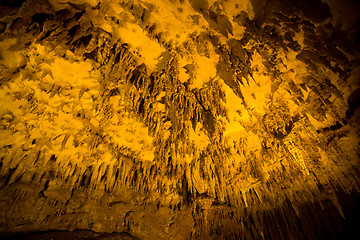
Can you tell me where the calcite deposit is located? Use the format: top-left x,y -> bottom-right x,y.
0,0 -> 359,239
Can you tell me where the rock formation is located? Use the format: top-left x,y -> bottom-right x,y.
0,0 -> 359,239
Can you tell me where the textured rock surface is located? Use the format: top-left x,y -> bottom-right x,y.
0,0 -> 359,239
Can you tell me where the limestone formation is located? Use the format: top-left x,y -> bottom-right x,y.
0,0 -> 359,239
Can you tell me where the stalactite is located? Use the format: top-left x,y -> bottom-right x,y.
0,0 -> 359,239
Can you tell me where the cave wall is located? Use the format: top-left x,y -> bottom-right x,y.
0,0 -> 359,239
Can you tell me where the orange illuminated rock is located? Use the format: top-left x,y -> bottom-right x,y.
0,0 -> 359,239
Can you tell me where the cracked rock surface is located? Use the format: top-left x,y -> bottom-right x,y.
0,0 -> 359,239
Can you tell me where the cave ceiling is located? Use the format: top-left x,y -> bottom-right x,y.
0,0 -> 359,239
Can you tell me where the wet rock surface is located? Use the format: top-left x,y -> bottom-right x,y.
0,0 -> 359,239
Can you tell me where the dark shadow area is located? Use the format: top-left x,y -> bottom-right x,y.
1,188 -> 358,240
0,229 -> 141,240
